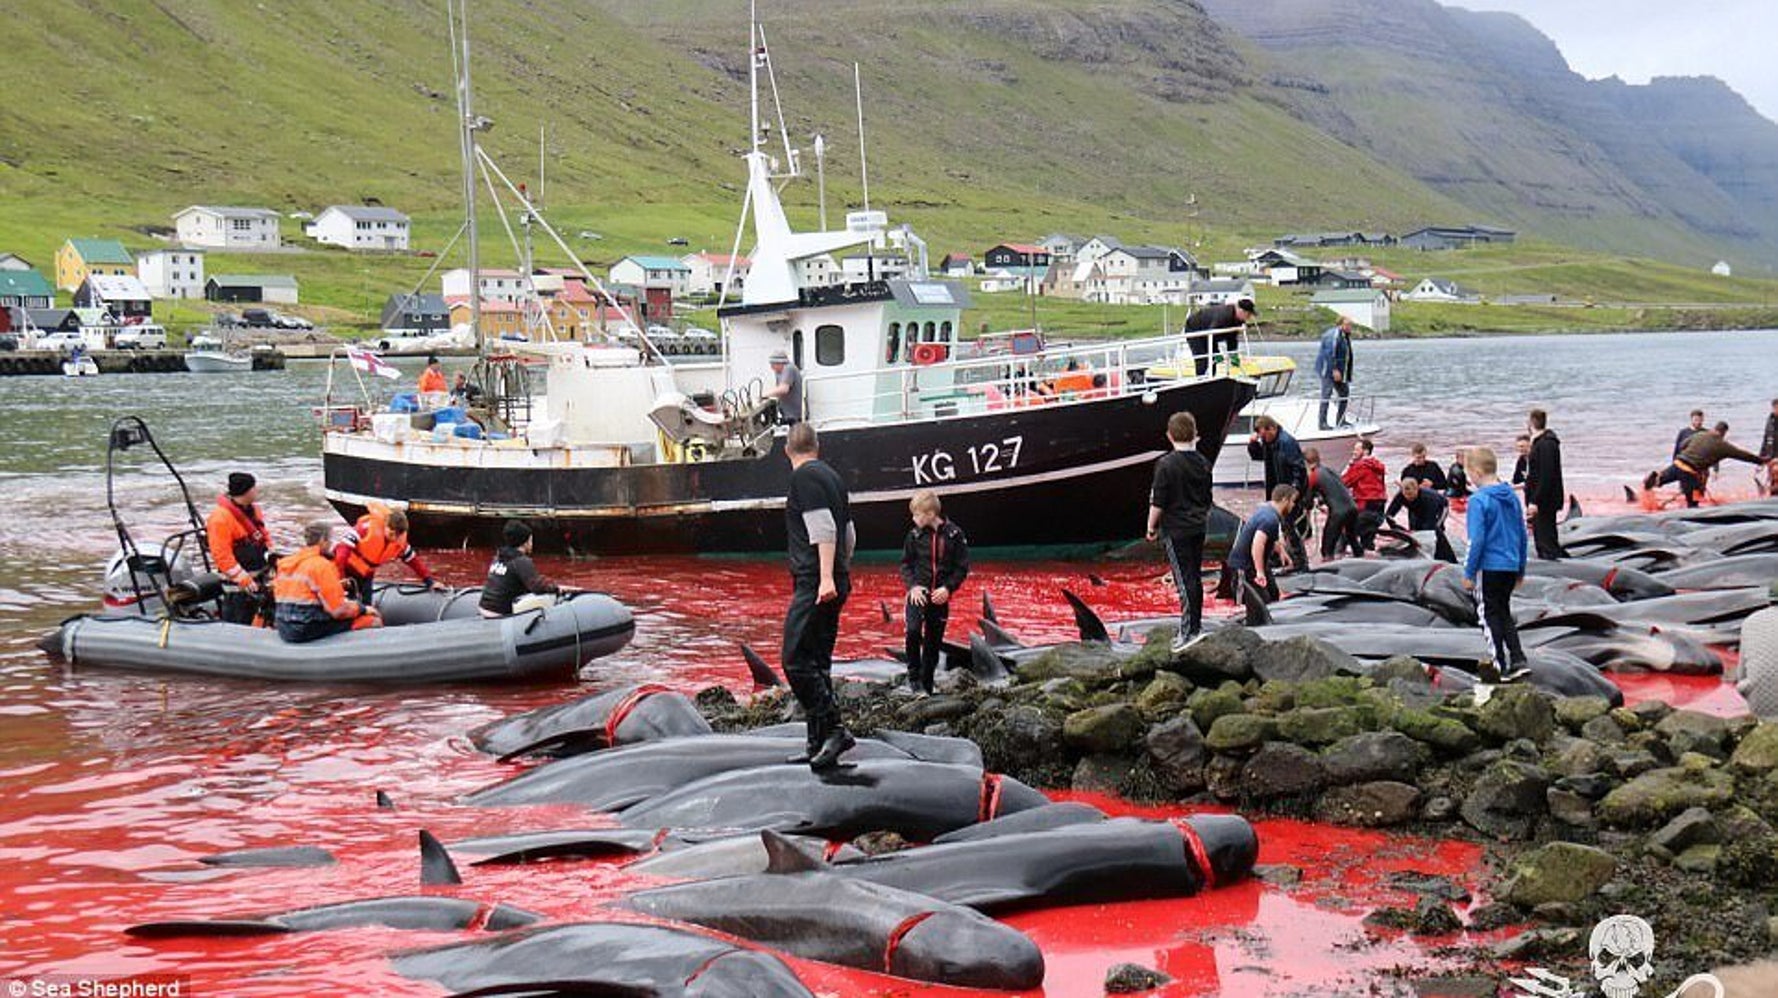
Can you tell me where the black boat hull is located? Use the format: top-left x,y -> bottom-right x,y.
324,376 -> 1254,554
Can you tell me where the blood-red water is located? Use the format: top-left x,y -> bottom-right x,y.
0,539 -> 1744,996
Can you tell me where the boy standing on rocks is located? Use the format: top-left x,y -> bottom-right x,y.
1147,411 -> 1214,652
900,490 -> 969,696
1462,446 -> 1530,683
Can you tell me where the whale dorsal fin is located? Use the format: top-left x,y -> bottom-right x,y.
420,829 -> 463,886
1062,588 -> 1109,643
761,829 -> 826,874
739,642 -> 782,687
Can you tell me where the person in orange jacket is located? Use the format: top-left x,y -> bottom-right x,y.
273,522 -> 382,643
206,472 -> 274,624
417,355 -> 448,395
332,502 -> 443,602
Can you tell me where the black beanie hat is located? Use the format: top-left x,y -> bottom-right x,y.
503,519 -> 533,547
227,472 -> 256,497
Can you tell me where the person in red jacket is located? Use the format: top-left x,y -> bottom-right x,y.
332,502 -> 444,602
1342,438 -> 1388,551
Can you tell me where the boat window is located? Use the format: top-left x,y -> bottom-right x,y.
940,320 -> 952,342
887,323 -> 901,364
815,324 -> 845,366
924,321 -> 936,342
792,329 -> 804,368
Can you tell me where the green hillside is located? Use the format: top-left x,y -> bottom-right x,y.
1,0 -> 1774,334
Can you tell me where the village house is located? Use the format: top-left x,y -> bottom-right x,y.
840,253 -> 911,283
1037,234 -> 1080,264
173,206 -> 283,250
136,249 -> 205,299
448,298 -> 525,340
305,205 -> 411,251
1248,248 -> 1324,286
1399,224 -> 1516,251
5,307 -> 81,337
1185,278 -> 1256,308
0,252 -> 34,272
55,238 -> 134,292
982,243 -> 1050,271
609,256 -> 690,298
1073,235 -> 1125,266
681,252 -> 751,297
1078,245 -> 1204,304
205,274 -> 299,304
795,254 -> 840,288
1317,269 -> 1374,290
1711,260 -> 1733,277
0,269 -> 55,311
1311,288 -> 1392,333
1273,231 -> 1395,249
1404,278 -> 1482,303
381,293 -> 450,334
441,268 -> 528,302
74,274 -> 154,321
937,253 -> 974,278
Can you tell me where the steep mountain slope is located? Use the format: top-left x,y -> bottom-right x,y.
1195,0 -> 1778,261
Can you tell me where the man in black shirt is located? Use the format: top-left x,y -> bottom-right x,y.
479,520 -> 564,616
782,422 -> 857,770
1386,474 -> 1455,561
1181,297 -> 1255,376
1304,446 -> 1362,560
1146,411 -> 1213,652
1524,407 -> 1566,560
1400,442 -> 1448,493
1247,414 -> 1310,570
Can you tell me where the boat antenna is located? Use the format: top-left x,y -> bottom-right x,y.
748,0 -> 763,156
855,62 -> 870,211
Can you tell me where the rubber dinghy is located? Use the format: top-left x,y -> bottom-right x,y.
44,588 -> 634,683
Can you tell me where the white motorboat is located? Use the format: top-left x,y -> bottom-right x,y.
1208,356 -> 1382,487
62,354 -> 99,377
183,334 -> 253,373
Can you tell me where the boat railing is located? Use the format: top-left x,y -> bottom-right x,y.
1246,391 -> 1381,434
802,325 -> 1250,426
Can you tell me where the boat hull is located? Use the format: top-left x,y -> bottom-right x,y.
324,376 -> 1255,554
184,352 -> 254,374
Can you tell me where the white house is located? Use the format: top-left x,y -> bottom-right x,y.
136,249 -> 205,299
681,252 -> 750,296
73,274 -> 155,321
609,256 -> 690,297
1404,278 -> 1481,303
1037,234 -> 1080,264
1311,288 -> 1392,333
305,205 -> 411,251
173,206 -> 282,250
1711,260 -> 1733,277
441,268 -> 529,302
0,252 -> 32,272
795,254 -> 841,288
1074,235 -> 1123,266
1186,278 -> 1256,308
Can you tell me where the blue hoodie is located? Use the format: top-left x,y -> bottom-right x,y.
1465,481 -> 1527,579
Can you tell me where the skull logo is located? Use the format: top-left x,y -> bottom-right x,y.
1590,914 -> 1655,998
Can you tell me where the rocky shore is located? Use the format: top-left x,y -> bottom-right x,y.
702,627 -> 1778,992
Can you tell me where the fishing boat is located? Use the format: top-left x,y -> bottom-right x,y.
183,334 -> 254,374
317,7 -> 1257,554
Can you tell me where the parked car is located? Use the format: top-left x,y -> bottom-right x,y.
213,312 -> 243,329
241,308 -> 276,328
114,324 -> 168,350
666,236 -> 689,246
35,331 -> 87,353
273,313 -> 314,331
0,333 -> 18,352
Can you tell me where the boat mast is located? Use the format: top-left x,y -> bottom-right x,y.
449,0 -> 481,350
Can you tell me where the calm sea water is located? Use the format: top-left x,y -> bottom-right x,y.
0,330 -> 1768,995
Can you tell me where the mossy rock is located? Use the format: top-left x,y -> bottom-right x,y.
1553,695 -> 1613,731
1188,687 -> 1245,732
1730,722 -> 1778,775
1134,671 -> 1192,716
1393,707 -> 1481,754
1502,842 -> 1617,907
1205,713 -> 1278,753
1596,764 -> 1736,828
1475,684 -> 1556,743
1062,703 -> 1147,754
1277,706 -> 1367,747
1293,675 -> 1374,709
1019,643 -> 1127,685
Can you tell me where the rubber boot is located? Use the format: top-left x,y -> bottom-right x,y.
785,714 -> 824,764
809,722 -> 856,771
919,657 -> 938,696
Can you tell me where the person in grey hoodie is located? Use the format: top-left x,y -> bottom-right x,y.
1462,446 -> 1529,682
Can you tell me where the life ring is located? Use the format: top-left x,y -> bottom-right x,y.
911,342 -> 946,366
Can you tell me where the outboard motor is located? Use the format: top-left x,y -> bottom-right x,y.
102,543 -> 199,617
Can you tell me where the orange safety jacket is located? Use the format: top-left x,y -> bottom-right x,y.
332,504 -> 432,583
206,495 -> 270,584
273,545 -> 363,620
418,367 -> 448,393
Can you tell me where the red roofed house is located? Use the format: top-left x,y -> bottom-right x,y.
983,243 -> 1051,271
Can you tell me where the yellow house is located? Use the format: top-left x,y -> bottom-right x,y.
448,299 -> 525,340
56,238 -> 134,292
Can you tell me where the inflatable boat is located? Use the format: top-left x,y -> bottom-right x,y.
39,417 -> 635,684
45,585 -> 633,684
